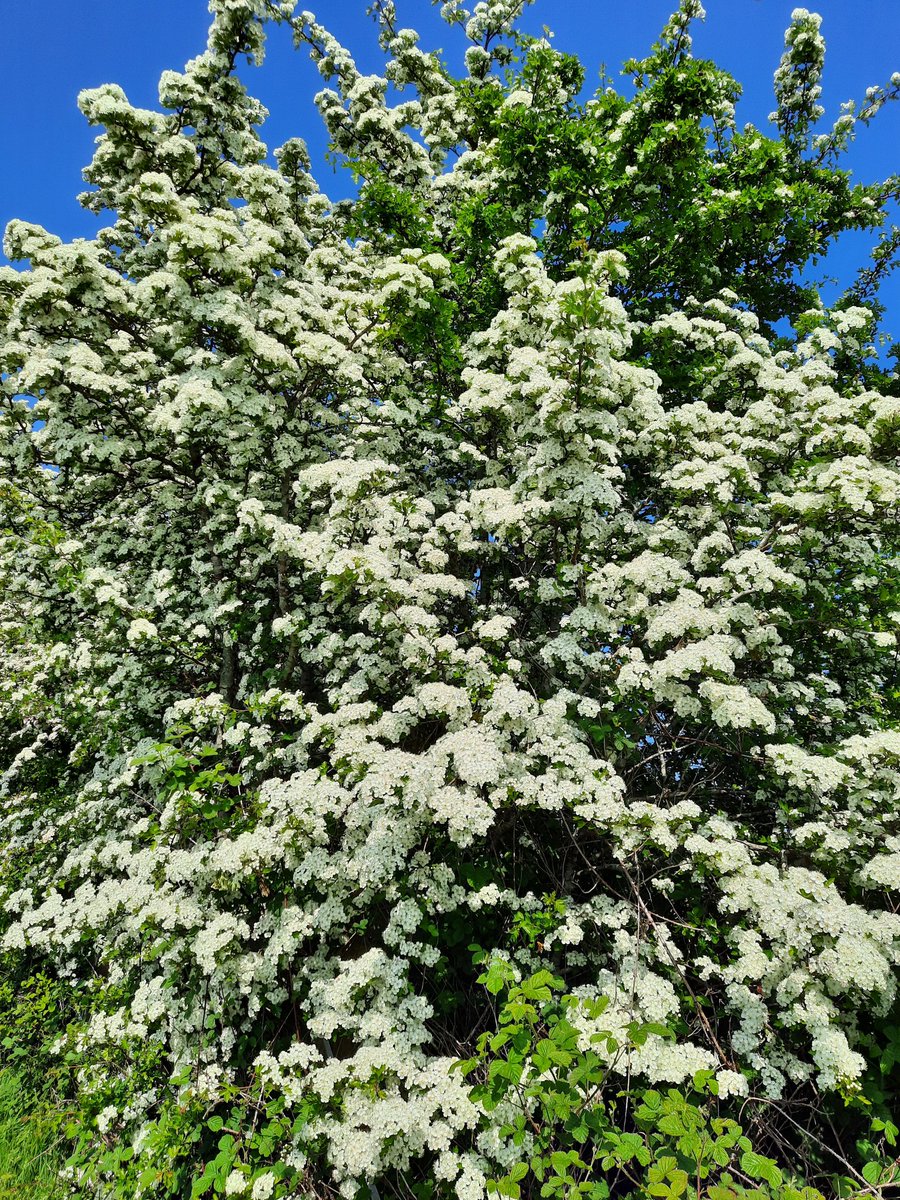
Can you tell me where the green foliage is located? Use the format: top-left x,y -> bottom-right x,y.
458,967 -> 833,1200
63,1058 -> 322,1199
0,969 -> 79,1194
0,1070 -> 67,1200
348,172 -> 438,252
486,4 -> 897,330
0,971 -> 73,1086
134,738 -> 251,843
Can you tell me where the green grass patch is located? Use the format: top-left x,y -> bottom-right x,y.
0,1068 -> 67,1199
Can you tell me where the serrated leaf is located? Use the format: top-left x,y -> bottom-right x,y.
740,1150 -> 783,1188
862,1161 -> 882,1185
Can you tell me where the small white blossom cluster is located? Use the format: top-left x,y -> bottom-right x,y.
771,8 -> 825,141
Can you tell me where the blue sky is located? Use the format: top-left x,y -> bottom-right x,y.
3,0 -> 899,328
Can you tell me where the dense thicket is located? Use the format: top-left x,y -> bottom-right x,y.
2,2 -> 900,1197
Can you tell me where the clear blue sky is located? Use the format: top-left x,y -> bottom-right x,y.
3,0 -> 899,327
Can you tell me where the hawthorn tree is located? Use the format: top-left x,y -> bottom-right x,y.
2,1 -> 900,1197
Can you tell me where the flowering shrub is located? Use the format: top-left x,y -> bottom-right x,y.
459,963 -> 837,1200
2,0 -> 900,1196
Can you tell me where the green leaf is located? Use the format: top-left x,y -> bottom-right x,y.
551,1152 -> 571,1176
862,1162 -> 882,1185
482,960 -> 513,996
740,1150 -> 783,1188
668,1170 -> 689,1197
191,1169 -> 216,1198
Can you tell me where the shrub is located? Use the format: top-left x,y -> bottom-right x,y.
2,1 -> 900,1196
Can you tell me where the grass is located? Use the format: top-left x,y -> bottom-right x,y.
0,1068 -> 68,1198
